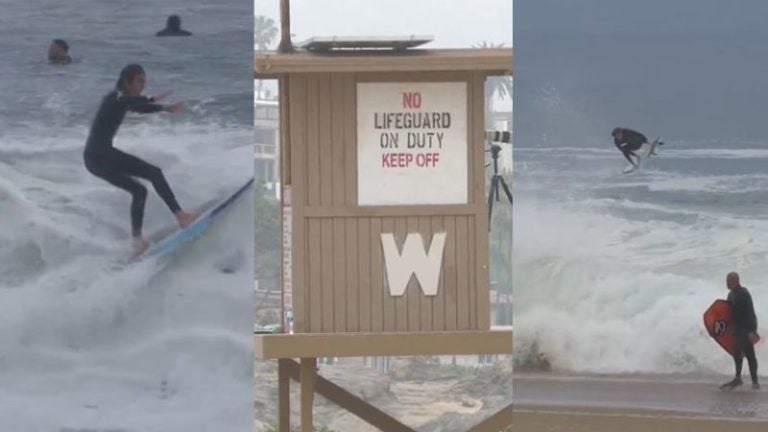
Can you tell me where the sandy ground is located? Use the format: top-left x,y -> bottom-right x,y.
254,357 -> 512,432
513,373 -> 768,432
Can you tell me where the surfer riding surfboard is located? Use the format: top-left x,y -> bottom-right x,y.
83,64 -> 199,257
611,127 -> 664,173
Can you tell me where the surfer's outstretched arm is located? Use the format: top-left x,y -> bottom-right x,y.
119,95 -> 182,114
118,95 -> 163,113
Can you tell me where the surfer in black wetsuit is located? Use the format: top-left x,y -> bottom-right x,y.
84,64 -> 198,255
611,127 -> 664,168
720,272 -> 760,390
156,15 -> 193,37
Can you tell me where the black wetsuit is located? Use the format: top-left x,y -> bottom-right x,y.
614,128 -> 648,166
727,286 -> 759,384
156,28 -> 192,37
84,91 -> 180,236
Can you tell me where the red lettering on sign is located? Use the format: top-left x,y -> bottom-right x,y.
402,92 -> 422,109
415,153 -> 440,167
382,152 -> 440,168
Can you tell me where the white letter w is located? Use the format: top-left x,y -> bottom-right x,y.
381,232 -> 446,297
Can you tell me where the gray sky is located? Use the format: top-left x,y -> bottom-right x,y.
256,0 -> 512,48
515,0 -> 768,145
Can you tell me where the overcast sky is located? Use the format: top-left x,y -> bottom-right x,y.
515,0 -> 768,146
256,0 -> 512,49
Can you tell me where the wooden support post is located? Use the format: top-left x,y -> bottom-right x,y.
467,404 -> 513,432
284,359 -> 416,432
278,359 -> 291,432
300,357 -> 317,432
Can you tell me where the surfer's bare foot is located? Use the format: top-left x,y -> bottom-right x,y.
132,237 -> 150,255
753,382 -> 760,390
175,211 -> 199,228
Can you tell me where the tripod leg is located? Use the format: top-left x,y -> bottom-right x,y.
488,177 -> 497,228
499,178 -> 514,206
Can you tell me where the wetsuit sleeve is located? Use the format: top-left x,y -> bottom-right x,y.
119,95 -> 164,114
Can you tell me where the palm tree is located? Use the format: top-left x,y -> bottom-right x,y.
255,16 -> 278,51
255,15 -> 278,99
472,41 -> 513,121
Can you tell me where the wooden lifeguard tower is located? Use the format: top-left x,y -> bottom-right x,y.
255,29 -> 513,432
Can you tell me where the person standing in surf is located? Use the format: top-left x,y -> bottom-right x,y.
720,272 -> 760,390
611,127 -> 663,168
84,64 -> 198,255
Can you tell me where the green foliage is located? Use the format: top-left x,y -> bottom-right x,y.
254,182 -> 280,291
488,174 -> 513,325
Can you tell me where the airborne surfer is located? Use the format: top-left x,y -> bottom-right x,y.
83,64 -> 198,255
720,272 -> 760,390
611,127 -> 664,168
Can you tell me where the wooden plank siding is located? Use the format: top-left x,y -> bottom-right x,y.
284,71 -> 490,333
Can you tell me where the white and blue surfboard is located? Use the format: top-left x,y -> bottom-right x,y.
134,177 -> 254,261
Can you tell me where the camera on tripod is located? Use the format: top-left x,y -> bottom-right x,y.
484,130 -> 512,230
485,130 -> 511,144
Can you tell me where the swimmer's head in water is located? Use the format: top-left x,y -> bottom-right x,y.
116,64 -> 146,96
167,15 -> 181,31
48,39 -> 71,64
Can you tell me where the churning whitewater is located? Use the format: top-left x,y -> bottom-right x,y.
514,144 -> 768,375
0,0 -> 253,430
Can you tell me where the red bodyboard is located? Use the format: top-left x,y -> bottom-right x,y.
703,299 -> 761,357
703,299 -> 737,357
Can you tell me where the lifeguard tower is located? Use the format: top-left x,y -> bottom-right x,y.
255,26 -> 513,432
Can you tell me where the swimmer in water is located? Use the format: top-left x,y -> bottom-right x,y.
48,39 -> 71,65
156,15 -> 193,37
83,64 -> 198,255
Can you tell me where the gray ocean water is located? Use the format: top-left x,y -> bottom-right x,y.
514,141 -> 768,375
0,1 -> 254,430
1,0 -> 252,130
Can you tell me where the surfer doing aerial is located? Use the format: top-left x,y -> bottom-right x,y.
611,127 -> 664,168
83,64 -> 198,255
720,272 -> 760,390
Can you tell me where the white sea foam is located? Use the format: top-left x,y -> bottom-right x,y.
0,122 -> 254,430
514,198 -> 768,374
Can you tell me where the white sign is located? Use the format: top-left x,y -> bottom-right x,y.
357,82 -> 468,205
381,232 -> 446,297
